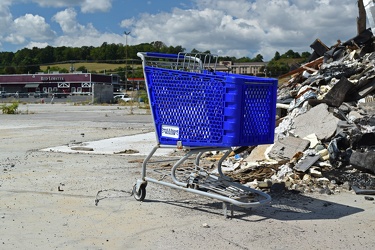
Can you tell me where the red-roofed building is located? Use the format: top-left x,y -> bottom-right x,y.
0,72 -> 120,95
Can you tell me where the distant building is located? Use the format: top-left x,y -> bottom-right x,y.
216,61 -> 267,75
0,72 -> 120,94
123,61 -> 268,91
125,77 -> 146,90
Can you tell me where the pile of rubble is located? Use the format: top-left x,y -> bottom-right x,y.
225,29 -> 375,195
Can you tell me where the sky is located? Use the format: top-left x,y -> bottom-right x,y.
0,0 -> 364,61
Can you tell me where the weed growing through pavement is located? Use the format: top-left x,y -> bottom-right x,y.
1,101 -> 19,114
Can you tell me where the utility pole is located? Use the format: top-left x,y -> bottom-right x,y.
124,31 -> 131,92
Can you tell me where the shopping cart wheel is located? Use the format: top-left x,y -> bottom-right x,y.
132,184 -> 146,201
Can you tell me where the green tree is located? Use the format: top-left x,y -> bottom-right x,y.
76,65 -> 87,73
274,51 -> 281,60
37,46 -> 54,64
4,66 -> 16,74
253,54 -> 263,62
151,41 -> 166,51
0,52 -> 15,66
301,51 -> 311,58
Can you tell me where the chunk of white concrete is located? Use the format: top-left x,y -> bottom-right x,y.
293,104 -> 339,141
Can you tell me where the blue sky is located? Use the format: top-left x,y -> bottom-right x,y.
0,0 -> 363,60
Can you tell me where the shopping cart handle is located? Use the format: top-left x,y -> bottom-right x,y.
140,52 -> 184,59
137,52 -> 202,67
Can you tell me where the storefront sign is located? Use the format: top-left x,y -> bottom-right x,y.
41,76 -> 65,81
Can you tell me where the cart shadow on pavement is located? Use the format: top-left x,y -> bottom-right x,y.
253,191 -> 365,222
141,190 -> 364,221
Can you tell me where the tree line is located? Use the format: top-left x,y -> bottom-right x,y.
0,41 -> 311,78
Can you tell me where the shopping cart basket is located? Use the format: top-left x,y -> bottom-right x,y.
133,52 -> 277,216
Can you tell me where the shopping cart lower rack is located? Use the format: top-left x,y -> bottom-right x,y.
132,52 -> 278,216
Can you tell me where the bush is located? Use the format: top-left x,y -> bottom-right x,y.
1,101 -> 19,114
138,90 -> 149,104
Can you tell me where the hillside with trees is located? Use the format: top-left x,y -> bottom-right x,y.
0,41 -> 311,79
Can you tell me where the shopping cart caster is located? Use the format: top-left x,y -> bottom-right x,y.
132,182 -> 147,201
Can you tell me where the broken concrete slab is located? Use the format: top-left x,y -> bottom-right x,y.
243,144 -> 272,162
43,132 -> 171,156
269,136 -> 310,161
322,77 -> 355,107
358,102 -> 375,115
335,120 -> 358,135
357,79 -> 375,98
352,132 -> 375,149
348,110 -> 364,122
352,185 -> 375,195
350,150 -> 375,173
294,154 -> 321,172
293,104 -> 340,141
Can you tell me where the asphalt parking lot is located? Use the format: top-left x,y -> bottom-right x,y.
1,103 -> 375,249
0,94 -> 93,104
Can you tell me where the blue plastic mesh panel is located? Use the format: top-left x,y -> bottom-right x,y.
242,84 -> 275,143
147,68 -> 226,143
144,66 -> 277,147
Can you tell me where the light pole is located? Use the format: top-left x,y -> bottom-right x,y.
124,31 -> 131,92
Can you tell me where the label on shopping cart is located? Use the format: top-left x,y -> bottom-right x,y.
161,125 -> 179,139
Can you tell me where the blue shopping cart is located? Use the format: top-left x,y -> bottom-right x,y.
133,52 -> 277,216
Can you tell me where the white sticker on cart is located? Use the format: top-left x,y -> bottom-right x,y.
161,125 -> 179,139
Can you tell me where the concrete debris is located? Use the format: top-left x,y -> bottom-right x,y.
294,154 -> 321,172
202,223 -> 210,228
269,136 -> 310,161
292,104 -> 340,140
70,146 -> 94,151
350,151 -> 375,173
113,149 -> 140,154
244,144 -> 272,162
352,185 -> 375,195
215,28 -> 375,195
303,133 -> 319,149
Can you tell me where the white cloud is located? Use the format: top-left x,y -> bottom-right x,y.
124,0 -> 358,60
120,18 -> 135,29
31,0 -> 79,8
0,0 -> 362,61
53,32 -> 124,48
194,0 -> 255,18
0,2 -> 55,50
52,8 -> 85,34
13,14 -> 56,41
52,8 -> 123,48
26,41 -> 49,49
81,0 -> 112,13
0,2 -> 14,38
33,0 -> 112,13
4,34 -> 25,45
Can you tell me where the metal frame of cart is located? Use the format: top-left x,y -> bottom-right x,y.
133,52 -> 277,216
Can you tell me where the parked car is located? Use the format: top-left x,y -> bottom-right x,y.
0,91 -> 16,98
52,90 -> 69,98
114,94 -> 132,102
18,92 -> 30,98
34,91 -> 49,98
